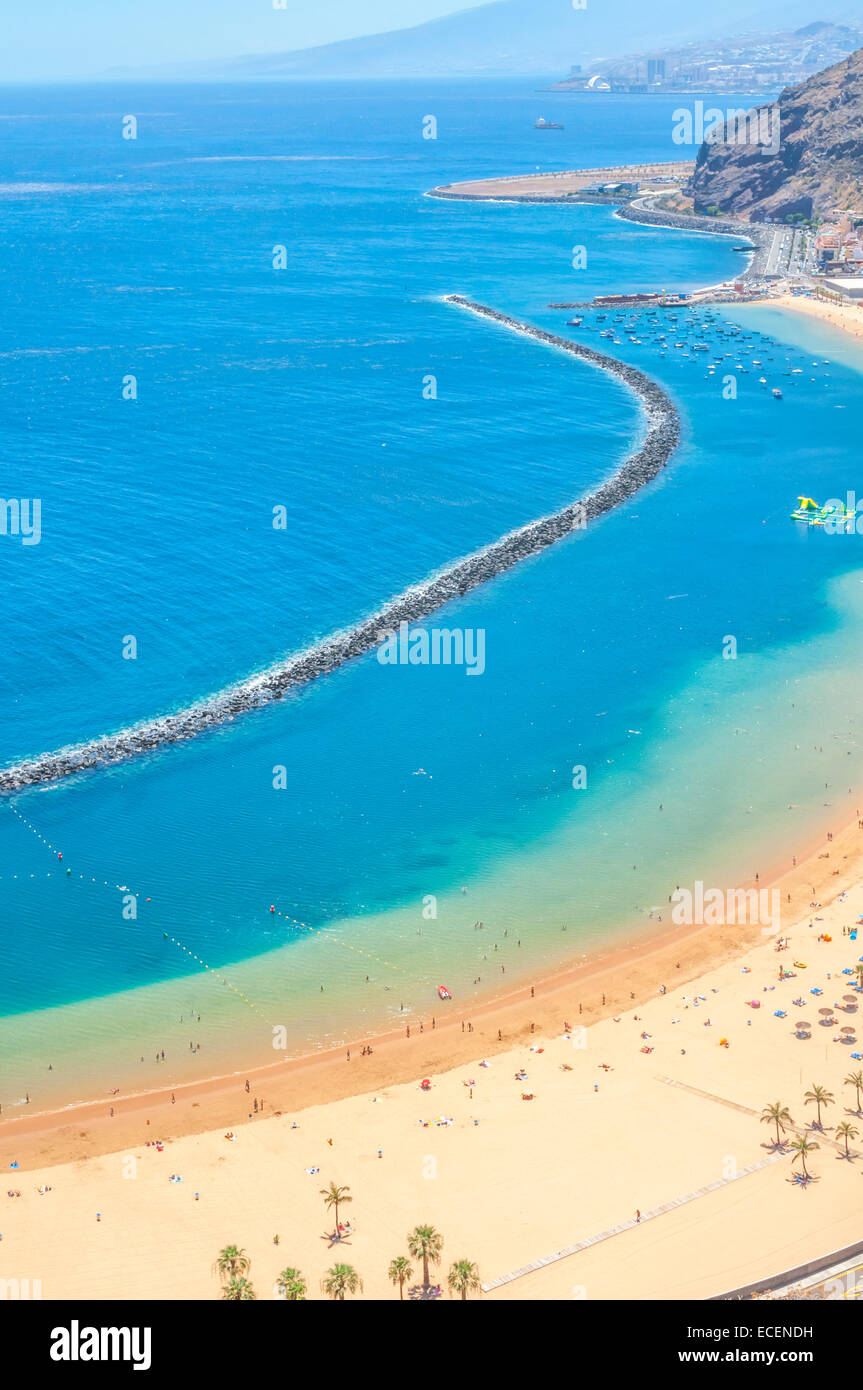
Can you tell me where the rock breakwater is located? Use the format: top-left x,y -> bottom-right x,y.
0,298 -> 680,794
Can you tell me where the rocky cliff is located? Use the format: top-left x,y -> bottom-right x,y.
691,46 -> 863,220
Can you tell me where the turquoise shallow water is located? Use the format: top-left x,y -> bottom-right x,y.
2,80 -> 863,1108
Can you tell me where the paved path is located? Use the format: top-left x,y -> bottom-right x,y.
661,1074 -> 863,1160
483,1073 -> 863,1292
481,1149 -> 782,1293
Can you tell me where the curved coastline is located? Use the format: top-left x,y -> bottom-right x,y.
0,299 -> 680,794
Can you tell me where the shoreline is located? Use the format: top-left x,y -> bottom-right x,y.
765,291 -> 863,344
6,783 -> 860,1171
6,202 -> 862,1169
427,162 -> 694,203
6,792 -> 863,1301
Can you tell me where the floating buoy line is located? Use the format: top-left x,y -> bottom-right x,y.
5,804 -> 264,1017
4,806 -> 402,1015
268,904 -> 402,974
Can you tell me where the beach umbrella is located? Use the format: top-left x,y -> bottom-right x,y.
841,1026 -> 856,1034
843,995 -> 858,1004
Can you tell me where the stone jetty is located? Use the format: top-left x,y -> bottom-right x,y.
0,298 -> 680,794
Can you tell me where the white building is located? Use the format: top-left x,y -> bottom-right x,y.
823,276 -> 863,299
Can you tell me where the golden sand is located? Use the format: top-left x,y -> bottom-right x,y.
770,293 -> 863,344
430,162 -> 694,201
3,811 -> 863,1300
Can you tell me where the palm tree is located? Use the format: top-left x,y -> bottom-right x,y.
276,1267 -> 307,1301
845,1070 -> 863,1115
789,1134 -> 819,1182
408,1224 -> 444,1288
214,1245 -> 250,1283
760,1101 -> 792,1148
855,963 -> 863,992
221,1275 -> 256,1300
803,1083 -> 834,1130
835,1120 -> 859,1159
320,1182 -> 352,1238
447,1259 -> 482,1301
388,1255 -> 413,1300
321,1263 -> 363,1301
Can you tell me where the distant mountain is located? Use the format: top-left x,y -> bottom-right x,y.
119,0 -> 863,80
691,45 -> 863,219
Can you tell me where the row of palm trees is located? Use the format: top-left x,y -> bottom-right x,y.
214,1246 -> 345,1301
214,1223 -> 481,1300
760,1072 -> 863,1181
391,1224 -> 481,1300
318,1183 -> 481,1299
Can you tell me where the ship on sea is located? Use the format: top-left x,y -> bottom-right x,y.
534,117 -> 564,129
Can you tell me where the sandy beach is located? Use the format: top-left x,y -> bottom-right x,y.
770,293 -> 863,343
4,805 -> 863,1300
429,161 -> 694,200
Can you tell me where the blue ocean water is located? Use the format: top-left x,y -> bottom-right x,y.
2,81 -> 863,1094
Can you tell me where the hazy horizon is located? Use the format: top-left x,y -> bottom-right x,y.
0,0 -> 475,82
5,0 -> 863,83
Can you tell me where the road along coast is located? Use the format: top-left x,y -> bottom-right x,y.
615,197 -> 773,281
0,300 -> 680,795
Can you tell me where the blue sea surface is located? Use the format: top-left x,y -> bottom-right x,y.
2,81 -> 863,1065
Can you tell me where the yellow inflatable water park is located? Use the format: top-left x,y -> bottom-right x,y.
790,496 -> 855,528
